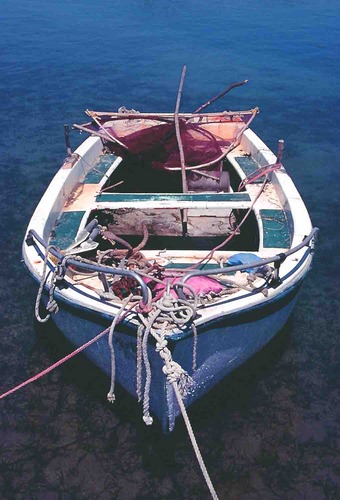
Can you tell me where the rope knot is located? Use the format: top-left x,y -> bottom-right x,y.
162,295 -> 174,308
46,299 -> 59,314
162,361 -> 185,383
135,300 -> 153,314
162,361 -> 193,397
142,414 -> 153,425
156,339 -> 168,352
107,392 -> 116,403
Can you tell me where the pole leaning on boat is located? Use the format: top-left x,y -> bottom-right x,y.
174,65 -> 189,237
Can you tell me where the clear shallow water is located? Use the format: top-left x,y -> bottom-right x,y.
0,1 -> 339,498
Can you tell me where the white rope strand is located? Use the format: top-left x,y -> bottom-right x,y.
142,323 -> 153,425
173,382 -> 219,500
107,295 -> 133,403
136,324 -> 144,402
35,245 -> 57,323
192,323 -> 198,371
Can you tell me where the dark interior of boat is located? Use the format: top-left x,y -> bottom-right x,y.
91,157 -> 258,252
101,156 -> 246,194
90,207 -> 258,251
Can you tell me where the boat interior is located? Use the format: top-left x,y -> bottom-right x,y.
52,143 -> 291,263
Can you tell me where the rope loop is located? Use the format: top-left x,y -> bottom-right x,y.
162,361 -> 193,396
46,299 -> 59,314
35,244 -> 59,323
107,295 -> 133,404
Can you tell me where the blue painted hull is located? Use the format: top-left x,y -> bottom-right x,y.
45,279 -> 302,431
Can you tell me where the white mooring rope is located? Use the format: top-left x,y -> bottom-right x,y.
136,287 -> 219,500
173,382 -> 219,500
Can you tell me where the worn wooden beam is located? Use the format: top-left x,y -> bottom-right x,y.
174,65 -> 188,193
174,66 -> 188,236
87,109 -> 258,119
193,80 -> 249,114
85,110 -> 129,151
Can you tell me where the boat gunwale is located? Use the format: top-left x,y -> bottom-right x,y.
25,226 -> 318,335
22,240 -> 311,342
84,108 -> 259,120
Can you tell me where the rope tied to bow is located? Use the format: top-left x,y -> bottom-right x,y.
35,245 -> 60,323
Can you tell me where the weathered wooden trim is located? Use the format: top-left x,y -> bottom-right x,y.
95,191 -> 252,209
96,192 -> 250,202
87,109 -> 258,120
193,79 -> 249,114
174,65 -> 188,193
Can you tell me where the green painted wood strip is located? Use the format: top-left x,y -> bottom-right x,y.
164,262 -> 222,269
50,211 -> 86,249
96,192 -> 251,203
84,154 -> 117,184
235,156 -> 264,183
260,209 -> 291,248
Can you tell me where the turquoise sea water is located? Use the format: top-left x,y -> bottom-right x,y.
1,1 -> 339,498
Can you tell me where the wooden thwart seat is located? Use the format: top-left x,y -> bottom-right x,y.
95,192 -> 252,209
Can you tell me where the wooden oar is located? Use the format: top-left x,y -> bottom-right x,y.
72,123 -> 120,142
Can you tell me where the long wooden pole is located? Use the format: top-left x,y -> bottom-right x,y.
72,123 -> 119,142
88,109 -> 255,119
174,65 -> 188,237
193,79 -> 248,114
174,65 -> 188,192
86,110 -> 129,150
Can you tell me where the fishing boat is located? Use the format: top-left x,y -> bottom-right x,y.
22,74 -> 318,432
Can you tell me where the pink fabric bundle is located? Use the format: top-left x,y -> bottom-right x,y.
145,276 -> 224,300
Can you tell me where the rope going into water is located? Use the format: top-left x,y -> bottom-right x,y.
173,382 -> 219,500
0,328 -> 109,401
13,251 -> 218,497
0,302 -> 134,402
136,289 -> 219,499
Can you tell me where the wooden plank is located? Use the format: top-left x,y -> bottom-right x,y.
64,184 -> 99,212
95,192 -> 252,210
106,208 -> 233,237
96,192 -> 250,203
50,211 -> 86,249
260,209 -> 291,248
89,109 -> 257,119
83,154 -> 117,184
234,156 -> 264,183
